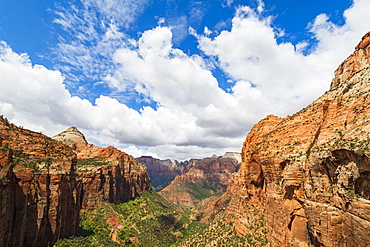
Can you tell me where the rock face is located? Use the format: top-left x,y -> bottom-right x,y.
226,32 -> 370,246
77,145 -> 151,209
0,118 -> 80,247
135,156 -> 191,190
53,128 -> 151,210
160,153 -> 241,207
0,121 -> 151,246
52,126 -> 88,152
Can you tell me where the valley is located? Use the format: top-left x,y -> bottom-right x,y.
1,32 -> 370,246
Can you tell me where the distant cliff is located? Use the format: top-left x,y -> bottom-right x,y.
223,32 -> 370,246
0,120 -> 151,246
159,153 -> 241,208
135,156 -> 191,190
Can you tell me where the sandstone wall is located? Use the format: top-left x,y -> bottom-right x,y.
0,120 -> 80,247
77,145 -> 151,209
135,156 -> 190,189
0,119 -> 151,246
227,32 -> 370,246
160,153 -> 241,207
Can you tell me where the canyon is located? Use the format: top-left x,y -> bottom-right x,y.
0,122 -> 150,246
135,156 -> 192,190
1,31 -> 370,246
159,153 -> 241,208
211,32 -> 370,246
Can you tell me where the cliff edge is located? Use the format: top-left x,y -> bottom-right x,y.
225,32 -> 370,246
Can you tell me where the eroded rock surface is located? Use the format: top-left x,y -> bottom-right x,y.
160,153 -> 241,207
0,122 -> 151,246
225,32 -> 370,246
77,144 -> 151,209
0,118 -> 80,247
135,156 -> 191,190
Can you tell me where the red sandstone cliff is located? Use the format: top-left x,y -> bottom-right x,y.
52,127 -> 151,209
77,144 -> 151,209
159,153 -> 241,207
0,118 -> 80,247
224,32 -> 370,246
0,120 -> 151,246
135,156 -> 191,190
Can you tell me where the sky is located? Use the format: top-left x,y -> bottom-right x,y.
0,0 -> 370,160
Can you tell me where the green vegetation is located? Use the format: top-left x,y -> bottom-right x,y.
54,191 -> 208,246
11,148 -> 41,172
76,157 -> 112,172
345,188 -> 363,200
77,157 -> 111,167
183,182 -> 226,200
55,190 -> 269,246
178,214 -> 268,247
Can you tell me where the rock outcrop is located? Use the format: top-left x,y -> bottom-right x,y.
225,32 -> 370,246
160,153 -> 241,207
77,145 -> 151,209
135,156 -> 191,190
0,121 -> 151,246
53,128 -> 151,210
52,126 -> 88,152
0,118 -> 80,247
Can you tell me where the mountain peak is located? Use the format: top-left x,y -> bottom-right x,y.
52,126 -> 88,152
330,31 -> 370,89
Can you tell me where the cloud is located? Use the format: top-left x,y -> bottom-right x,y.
194,1 -> 370,116
51,0 -> 150,92
1,0 -> 370,161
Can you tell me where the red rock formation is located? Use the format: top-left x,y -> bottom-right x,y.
160,153 -> 241,207
226,32 -> 370,246
53,127 -> 151,209
0,121 -> 151,246
77,144 -> 151,209
135,156 -> 191,190
0,118 -> 80,247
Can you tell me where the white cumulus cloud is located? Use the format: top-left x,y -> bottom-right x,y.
1,0 -> 370,161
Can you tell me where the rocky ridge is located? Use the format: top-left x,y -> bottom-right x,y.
160,153 -> 241,208
0,120 -> 151,246
52,126 -> 88,152
0,118 -> 80,246
52,127 -> 151,209
135,156 -> 191,190
223,32 -> 370,246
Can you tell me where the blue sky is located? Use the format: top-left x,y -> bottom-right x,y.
0,0 -> 369,160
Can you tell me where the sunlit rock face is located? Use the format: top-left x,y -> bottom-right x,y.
0,118 -> 80,247
135,156 -> 191,190
227,32 -> 370,246
160,153 -> 241,207
76,145 -> 151,209
52,126 -> 88,152
54,127 -> 152,209
0,122 -> 151,246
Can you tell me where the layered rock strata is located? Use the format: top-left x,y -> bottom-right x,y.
0,118 -> 80,247
77,144 -> 151,209
135,156 -> 191,190
0,120 -> 151,246
160,153 -> 241,207
52,126 -> 88,152
52,127 -> 151,209
226,32 -> 370,246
